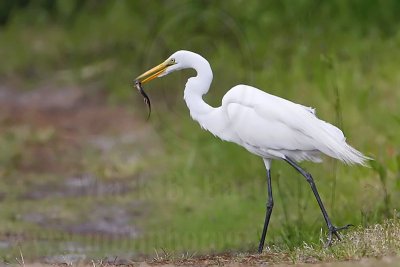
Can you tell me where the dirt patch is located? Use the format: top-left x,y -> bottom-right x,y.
146,254 -> 400,267
22,255 -> 400,267
0,84 -> 158,253
21,174 -> 132,200
64,205 -> 141,237
0,84 -> 155,174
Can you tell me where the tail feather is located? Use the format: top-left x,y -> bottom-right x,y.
313,119 -> 371,166
319,138 -> 371,166
336,143 -> 371,166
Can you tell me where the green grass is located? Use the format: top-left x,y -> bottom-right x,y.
0,0 -> 400,262
145,219 -> 400,266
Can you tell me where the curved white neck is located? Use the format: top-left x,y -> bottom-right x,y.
181,53 -> 234,141
183,54 -> 215,119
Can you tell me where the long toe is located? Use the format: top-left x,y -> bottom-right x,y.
325,224 -> 353,247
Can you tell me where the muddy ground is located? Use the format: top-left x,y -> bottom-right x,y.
0,84 -> 161,262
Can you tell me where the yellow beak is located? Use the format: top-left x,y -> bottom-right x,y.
135,61 -> 170,84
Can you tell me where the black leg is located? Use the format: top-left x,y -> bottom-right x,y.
258,168 -> 274,253
284,157 -> 352,246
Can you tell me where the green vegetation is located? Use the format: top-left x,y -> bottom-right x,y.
149,219 -> 400,266
0,0 -> 400,263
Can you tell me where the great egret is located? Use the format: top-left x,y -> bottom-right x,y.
135,50 -> 369,253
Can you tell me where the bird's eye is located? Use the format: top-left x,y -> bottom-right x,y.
171,58 -> 175,63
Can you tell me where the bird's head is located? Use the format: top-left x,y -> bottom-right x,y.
135,50 -> 190,84
134,50 -> 210,118
134,51 -> 193,119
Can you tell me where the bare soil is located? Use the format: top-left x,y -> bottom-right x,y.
0,84 -> 156,239
23,254 -> 400,267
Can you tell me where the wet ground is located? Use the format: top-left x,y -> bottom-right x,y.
0,84 -> 160,261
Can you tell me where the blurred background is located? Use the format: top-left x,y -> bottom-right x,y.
0,0 -> 399,263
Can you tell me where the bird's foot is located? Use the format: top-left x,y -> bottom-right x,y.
325,224 -> 353,247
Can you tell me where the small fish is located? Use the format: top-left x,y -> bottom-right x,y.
135,80 -> 151,120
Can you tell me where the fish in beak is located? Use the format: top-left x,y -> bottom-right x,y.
134,59 -> 176,119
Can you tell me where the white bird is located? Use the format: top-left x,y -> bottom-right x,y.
135,50 -> 370,253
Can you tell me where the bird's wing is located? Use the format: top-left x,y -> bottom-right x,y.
221,85 -> 345,157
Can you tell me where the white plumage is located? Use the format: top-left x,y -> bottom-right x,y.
135,50 -> 370,252
176,50 -> 368,166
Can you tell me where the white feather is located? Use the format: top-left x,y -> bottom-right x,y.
167,50 -> 370,166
